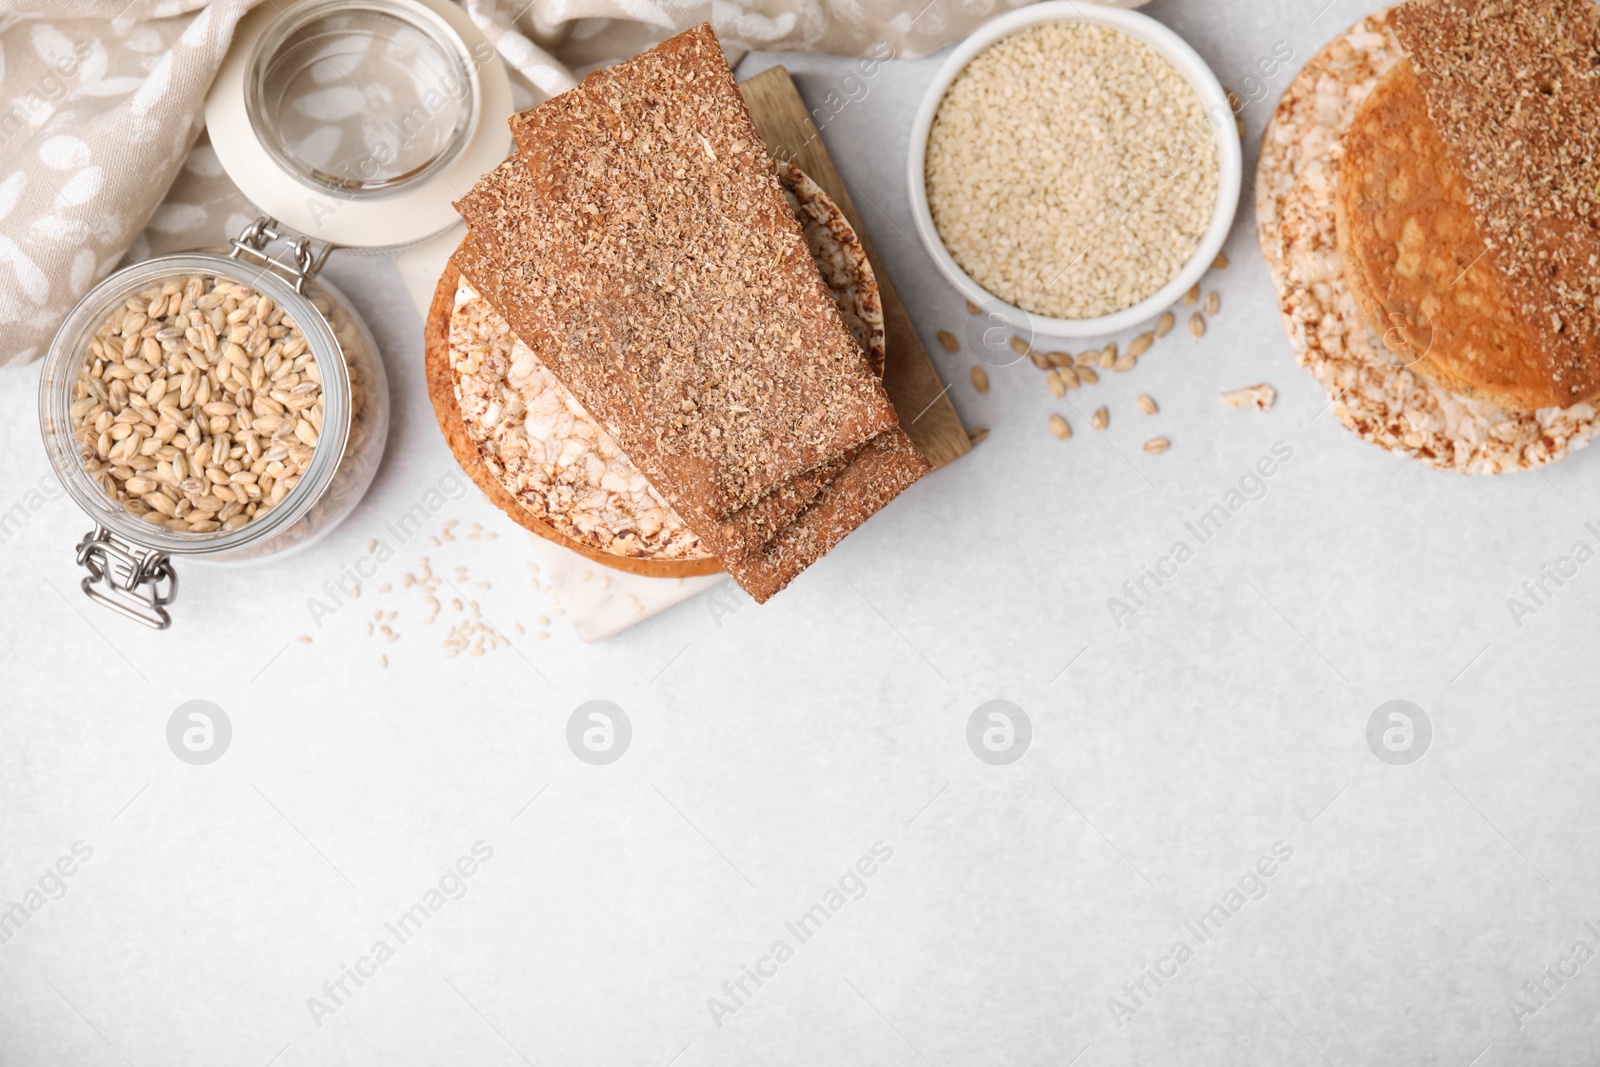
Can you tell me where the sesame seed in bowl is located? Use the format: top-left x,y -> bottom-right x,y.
906,2 -> 1242,340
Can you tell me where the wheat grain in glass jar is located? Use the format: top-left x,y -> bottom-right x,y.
37,219 -> 389,629
924,21 -> 1221,321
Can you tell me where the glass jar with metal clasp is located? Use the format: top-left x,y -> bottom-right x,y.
37,218 -> 388,628
33,0 -> 514,628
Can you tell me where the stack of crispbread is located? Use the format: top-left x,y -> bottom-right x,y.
1259,0 -> 1600,472
435,24 -> 929,600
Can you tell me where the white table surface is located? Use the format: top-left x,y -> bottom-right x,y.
4,2 -> 1599,1064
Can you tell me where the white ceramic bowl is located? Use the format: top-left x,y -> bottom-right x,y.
906,1 -> 1243,341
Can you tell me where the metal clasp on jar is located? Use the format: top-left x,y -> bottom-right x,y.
75,525 -> 179,629
228,215 -> 334,293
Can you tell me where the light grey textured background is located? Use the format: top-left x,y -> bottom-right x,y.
4,1 -> 1600,1064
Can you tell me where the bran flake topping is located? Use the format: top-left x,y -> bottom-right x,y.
1393,0 -> 1600,404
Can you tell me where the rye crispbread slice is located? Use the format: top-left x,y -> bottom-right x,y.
453,23 -> 900,563
453,234 -> 853,564
1392,0 -> 1600,407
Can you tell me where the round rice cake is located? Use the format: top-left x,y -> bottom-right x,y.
1256,8 -> 1600,474
434,163 -> 887,569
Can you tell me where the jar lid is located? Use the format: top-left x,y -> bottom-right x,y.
205,0 -> 512,250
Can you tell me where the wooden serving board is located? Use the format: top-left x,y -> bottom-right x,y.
739,67 -> 970,468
